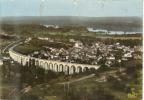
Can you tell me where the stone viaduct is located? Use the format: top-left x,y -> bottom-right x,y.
9,43 -> 100,75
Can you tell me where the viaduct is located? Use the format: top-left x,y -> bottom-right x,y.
9,43 -> 100,75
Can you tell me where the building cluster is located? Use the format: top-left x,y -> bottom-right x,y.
29,40 -> 142,67
41,24 -> 60,29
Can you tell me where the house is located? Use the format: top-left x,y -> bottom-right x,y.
74,41 -> 83,48
107,56 -> 115,60
123,53 -> 132,58
105,61 -> 112,67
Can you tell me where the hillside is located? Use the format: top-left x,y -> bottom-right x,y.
0,16 -> 142,32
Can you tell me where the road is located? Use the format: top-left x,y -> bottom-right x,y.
2,39 -> 24,54
57,74 -> 95,85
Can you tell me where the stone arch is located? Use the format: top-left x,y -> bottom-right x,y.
29,58 -> 32,66
44,62 -> 49,70
59,64 -> 64,72
76,66 -> 82,73
26,61 -> 29,66
20,58 -> 23,65
25,58 -> 29,66
89,67 -> 96,73
69,65 -> 76,74
83,67 -> 89,72
35,60 -> 39,66
29,58 -> 35,67
39,61 -> 44,68
31,59 -> 36,66
16,56 -> 19,62
25,58 -> 28,62
49,63 -> 53,70
24,58 -> 29,66
23,58 -> 27,66
64,65 -> 69,75
54,63 -> 59,72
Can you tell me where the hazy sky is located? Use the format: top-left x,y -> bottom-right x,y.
0,0 -> 142,17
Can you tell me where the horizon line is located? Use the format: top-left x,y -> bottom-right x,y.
1,15 -> 142,18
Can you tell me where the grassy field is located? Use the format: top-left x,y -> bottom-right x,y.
23,76 -> 128,100
14,43 -> 41,55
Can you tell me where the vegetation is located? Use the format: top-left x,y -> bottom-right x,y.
14,43 -> 41,55
13,35 -> 142,55
1,23 -> 142,38
0,58 -> 142,100
0,23 -> 142,100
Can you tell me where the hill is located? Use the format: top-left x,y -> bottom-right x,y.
0,16 -> 142,32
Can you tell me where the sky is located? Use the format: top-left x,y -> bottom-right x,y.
0,0 -> 142,17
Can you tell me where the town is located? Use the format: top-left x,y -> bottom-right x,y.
0,18 -> 142,100
23,37 -> 142,67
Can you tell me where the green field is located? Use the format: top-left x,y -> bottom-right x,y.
21,74 -> 141,100
14,43 -> 41,55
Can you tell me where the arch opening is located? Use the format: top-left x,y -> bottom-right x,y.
70,65 -> 76,74
49,63 -> 53,70
59,64 -> 64,72
64,65 -> 69,75
44,62 -> 49,70
83,67 -> 89,72
76,66 -> 82,73
54,63 -> 59,72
